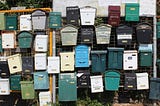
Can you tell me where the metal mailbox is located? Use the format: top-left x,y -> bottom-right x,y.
80,26 -> 94,44
34,53 -> 47,70
75,45 -> 89,67
0,57 -> 9,78
22,56 -> 34,74
104,70 -> 120,91
90,75 -> 104,93
5,15 -> 17,30
59,73 -> 77,101
157,22 -> 160,38
49,12 -> 61,29
91,50 -> 107,73
60,25 -> 78,46
47,56 -> 60,74
7,54 -> 22,74
136,73 -> 149,90
66,6 -> 79,26
77,70 -> 90,88
116,25 -> 133,45
80,6 -> 96,25
10,75 -> 21,90
108,6 -> 120,26
2,31 -> 15,49
108,47 -> 124,69
39,91 -> 52,106
149,78 -> 160,100
125,3 -> 139,21
20,14 -> 32,31
0,78 -> 10,95
35,35 -> 48,52
136,23 -> 152,44
0,13 -> 5,30
139,44 -> 152,67
34,71 -> 49,90
0,36 -> 2,52
124,73 -> 136,90
123,50 -> 138,70
18,31 -> 33,48
31,9 -> 47,30
95,24 -> 111,44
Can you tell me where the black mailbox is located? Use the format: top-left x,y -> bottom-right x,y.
77,70 -> 90,88
22,56 -> 34,74
124,73 -> 136,90
0,61 -> 10,78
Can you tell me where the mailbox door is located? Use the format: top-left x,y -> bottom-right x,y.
2,32 -> 15,49
81,27 -> 94,44
22,56 -> 34,74
10,75 -> 21,90
0,57 -> 10,78
0,79 -> 10,95
0,13 -> 5,30
49,12 -> 61,29
6,15 -> 17,30
136,73 -> 149,90
139,52 -> 152,67
124,73 -> 136,90
77,70 -> 90,88
47,56 -> 60,74
34,53 -> 47,70
35,35 -> 48,52
20,14 -> 32,31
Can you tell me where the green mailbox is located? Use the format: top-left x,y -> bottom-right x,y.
5,15 -> 17,30
157,22 -> 160,38
0,13 -> 5,30
10,75 -> 21,90
91,50 -> 107,73
104,70 -> 120,91
107,47 -> 124,69
0,36 -> 3,52
156,59 -> 160,69
138,44 -> 152,67
18,31 -> 33,48
49,12 -> 61,29
125,3 -> 139,21
59,73 -> 77,101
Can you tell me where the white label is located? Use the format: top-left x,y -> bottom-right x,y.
117,34 -> 132,39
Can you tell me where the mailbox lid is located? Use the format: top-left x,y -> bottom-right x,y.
49,12 -> 61,29
10,75 -> 21,90
20,14 -> 32,31
124,73 -> 137,90
22,56 -> 34,74
136,73 -> 149,90
34,53 -> 47,70
139,44 -> 152,52
35,35 -> 48,52
77,70 -> 90,88
0,78 -> 10,95
5,15 -> 18,30
47,56 -> 60,74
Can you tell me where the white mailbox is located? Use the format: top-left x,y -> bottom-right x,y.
35,53 -> 47,70
0,78 -> 10,95
136,73 -> 149,90
47,56 -> 60,74
7,54 -> 22,74
80,6 -> 96,25
123,50 -> 138,70
35,35 -> 48,52
20,14 -> 32,31
39,91 -> 52,106
90,75 -> 103,93
60,52 -> 74,71
2,31 -> 15,49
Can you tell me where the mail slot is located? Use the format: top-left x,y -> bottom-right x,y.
34,71 -> 49,90
47,56 -> 60,74
108,6 -> 120,26
22,56 -> 34,74
2,31 -> 15,49
18,31 -> 33,48
77,70 -> 90,88
0,57 -> 9,78
95,24 -> 111,44
34,53 -> 47,70
0,13 -> 5,30
116,25 -> 132,45
5,15 -> 17,30
75,45 -> 89,67
20,14 -> 32,31
10,75 -> 21,90
31,9 -> 47,30
49,12 -> 61,29
66,6 -> 79,26
35,35 -> 48,52
60,25 -> 78,46
123,50 -> 138,70
80,6 -> 96,25
136,73 -> 149,90
59,73 -> 77,101
7,54 -> 22,74
136,23 -> 152,44
124,73 -> 136,90
0,78 -> 10,95
125,3 -> 139,21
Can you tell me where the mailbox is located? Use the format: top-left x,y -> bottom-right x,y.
136,23 -> 152,44
0,78 -> 10,95
49,12 -> 61,29
123,50 -> 138,70
124,73 -> 136,90
2,31 -> 15,49
10,75 -> 21,90
0,57 -> 9,78
60,25 -> 78,46
31,9 -> 47,30
22,56 -> 34,74
0,13 -> 5,30
136,73 -> 149,90
91,50 -> 107,73
66,6 -> 79,26
80,26 -> 94,44
34,53 -> 47,70
125,3 -> 139,21
35,35 -> 48,52
34,71 -> 49,90
157,22 -> 160,38
108,6 -> 120,26
139,44 -> 152,67
95,24 -> 111,44
59,73 -> 77,101
20,14 -> 32,31
75,45 -> 89,67
47,56 -> 60,74
60,52 -> 74,71
0,36 -> 2,52
7,54 -> 22,74
39,91 -> 52,106
116,25 -> 132,45
18,31 -> 33,48
108,47 -> 124,69
80,6 -> 96,25
5,15 -> 17,30
77,70 -> 90,88
90,75 -> 104,93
